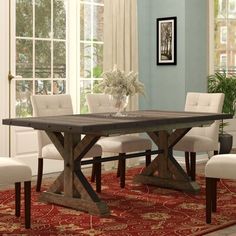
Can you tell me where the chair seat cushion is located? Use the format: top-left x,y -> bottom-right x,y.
97,135 -> 152,153
0,158 -> 32,184
205,154 -> 236,179
174,135 -> 217,152
42,143 -> 102,159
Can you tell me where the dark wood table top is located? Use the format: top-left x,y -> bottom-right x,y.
2,110 -> 232,136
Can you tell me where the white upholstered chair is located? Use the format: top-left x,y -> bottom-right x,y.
205,154 -> 236,223
174,92 -> 225,181
31,95 -> 103,192
0,158 -> 32,228
86,93 -> 152,188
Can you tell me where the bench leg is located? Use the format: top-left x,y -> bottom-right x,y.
185,152 -> 190,177
91,157 -> 96,183
190,152 -> 196,181
206,177 -> 214,224
15,182 -> 21,217
214,150 -> 218,155
24,181 -> 31,229
145,149 -> 151,167
119,153 -> 126,188
117,160 -> 121,178
36,158 -> 43,192
211,178 -> 217,212
95,156 -> 101,193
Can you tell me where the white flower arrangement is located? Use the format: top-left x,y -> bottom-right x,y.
100,66 -> 145,97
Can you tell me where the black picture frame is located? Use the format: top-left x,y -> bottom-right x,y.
156,17 -> 177,65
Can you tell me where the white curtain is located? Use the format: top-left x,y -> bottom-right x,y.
103,0 -> 139,112
103,0 -> 140,170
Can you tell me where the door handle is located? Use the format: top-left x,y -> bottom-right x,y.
8,74 -> 22,81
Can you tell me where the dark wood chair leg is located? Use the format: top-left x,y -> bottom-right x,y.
190,152 -> 196,181
119,153 -> 126,188
36,158 -> 43,192
15,182 -> 21,217
206,177 -> 213,224
213,150 -> 218,155
91,157 -> 97,183
211,178 -> 217,212
95,156 -> 101,193
185,152 -> 190,176
145,149 -> 151,167
24,181 -> 31,229
117,160 -> 121,178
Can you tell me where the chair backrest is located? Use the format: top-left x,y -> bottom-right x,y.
86,93 -> 117,113
185,92 -> 225,141
31,95 -> 73,151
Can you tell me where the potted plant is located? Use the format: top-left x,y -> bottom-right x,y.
208,71 -> 236,153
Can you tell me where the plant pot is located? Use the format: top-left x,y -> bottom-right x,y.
219,133 -> 233,154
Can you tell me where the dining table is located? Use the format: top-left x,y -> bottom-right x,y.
2,110 -> 232,216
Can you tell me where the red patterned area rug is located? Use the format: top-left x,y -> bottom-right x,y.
0,168 -> 236,235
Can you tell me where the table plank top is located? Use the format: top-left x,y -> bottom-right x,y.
2,110 -> 232,135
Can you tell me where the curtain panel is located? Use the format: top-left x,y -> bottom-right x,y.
103,0 -> 140,170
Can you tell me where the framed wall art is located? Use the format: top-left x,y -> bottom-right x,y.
156,17 -> 177,65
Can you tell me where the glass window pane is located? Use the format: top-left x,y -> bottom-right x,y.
15,80 -> 33,117
53,0 -> 66,39
93,5 -> 103,41
80,43 -> 91,78
93,0 -> 104,3
80,4 -> 92,41
16,39 -> 33,78
216,0 -> 227,18
35,80 -> 52,94
80,80 -> 91,113
93,44 -> 103,78
35,40 -> 51,78
53,80 -> 66,94
228,0 -> 236,18
35,0 -> 51,38
16,0 -> 33,37
53,41 -> 66,78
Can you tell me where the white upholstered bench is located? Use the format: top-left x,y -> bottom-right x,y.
0,158 -> 32,228
205,154 -> 236,223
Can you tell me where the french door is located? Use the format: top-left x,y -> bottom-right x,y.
9,0 -> 69,174
7,0 -> 104,174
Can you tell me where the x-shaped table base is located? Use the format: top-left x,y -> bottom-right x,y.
39,131 -> 110,216
39,128 -> 199,216
134,129 -> 200,194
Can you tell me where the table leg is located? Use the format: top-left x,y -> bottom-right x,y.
39,132 -> 110,216
134,129 -> 200,194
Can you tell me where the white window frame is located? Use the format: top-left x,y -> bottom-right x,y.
0,0 -> 10,156
220,26 -> 227,44
208,0 -> 215,74
220,53 -> 227,67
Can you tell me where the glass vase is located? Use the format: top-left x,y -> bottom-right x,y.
111,94 -> 129,117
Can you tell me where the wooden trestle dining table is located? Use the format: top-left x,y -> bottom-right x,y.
3,110 -> 232,216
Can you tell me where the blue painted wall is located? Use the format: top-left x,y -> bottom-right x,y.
138,0 -> 208,111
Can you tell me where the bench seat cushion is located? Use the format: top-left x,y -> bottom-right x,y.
98,135 -> 152,153
205,154 -> 236,179
0,158 -> 32,184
